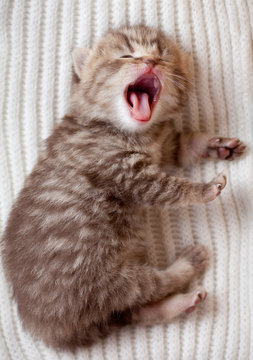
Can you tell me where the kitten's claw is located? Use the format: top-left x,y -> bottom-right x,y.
179,244 -> 209,276
185,287 -> 207,314
206,137 -> 246,160
203,173 -> 226,202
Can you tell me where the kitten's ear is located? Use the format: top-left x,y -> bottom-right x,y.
72,48 -> 90,79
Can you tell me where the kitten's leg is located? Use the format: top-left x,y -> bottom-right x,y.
112,157 -> 227,206
178,132 -> 246,167
111,244 -> 209,313
94,150 -> 227,207
130,287 -> 207,325
149,244 -> 209,302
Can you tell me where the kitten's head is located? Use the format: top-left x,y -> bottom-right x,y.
71,25 -> 190,132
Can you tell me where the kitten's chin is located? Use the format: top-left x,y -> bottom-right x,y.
115,96 -> 158,132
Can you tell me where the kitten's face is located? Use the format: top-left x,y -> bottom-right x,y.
71,26 -> 190,132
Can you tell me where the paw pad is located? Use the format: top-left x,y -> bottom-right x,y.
207,137 -> 246,160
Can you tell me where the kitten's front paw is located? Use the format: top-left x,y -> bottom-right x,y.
179,244 -> 209,276
205,137 -> 246,161
203,173 -> 226,202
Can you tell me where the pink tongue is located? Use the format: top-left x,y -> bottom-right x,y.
129,91 -> 151,121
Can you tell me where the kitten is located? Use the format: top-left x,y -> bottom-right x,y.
2,25 -> 246,350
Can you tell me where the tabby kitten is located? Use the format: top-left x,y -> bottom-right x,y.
2,25 -> 246,350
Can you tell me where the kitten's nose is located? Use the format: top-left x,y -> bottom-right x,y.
140,57 -> 157,67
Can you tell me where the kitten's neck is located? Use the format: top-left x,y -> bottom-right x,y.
65,112 -> 171,147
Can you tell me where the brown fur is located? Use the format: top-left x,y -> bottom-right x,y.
2,25 -> 245,350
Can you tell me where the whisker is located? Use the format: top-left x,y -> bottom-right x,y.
162,73 -> 190,92
164,71 -> 193,87
164,77 -> 188,92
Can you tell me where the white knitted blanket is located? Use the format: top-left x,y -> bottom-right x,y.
0,1 -> 252,359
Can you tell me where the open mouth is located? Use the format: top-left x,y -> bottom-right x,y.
125,73 -> 161,122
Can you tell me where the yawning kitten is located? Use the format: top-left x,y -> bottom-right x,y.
2,25 -> 246,350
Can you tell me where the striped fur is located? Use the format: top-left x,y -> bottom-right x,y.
1,26 -> 244,350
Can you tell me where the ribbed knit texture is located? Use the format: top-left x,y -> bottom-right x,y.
0,1 -> 252,359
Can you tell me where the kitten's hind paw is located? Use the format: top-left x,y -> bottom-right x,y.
185,287 -> 207,314
206,137 -> 246,161
179,244 -> 209,276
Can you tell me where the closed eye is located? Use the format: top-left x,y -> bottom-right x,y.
120,55 -> 134,58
